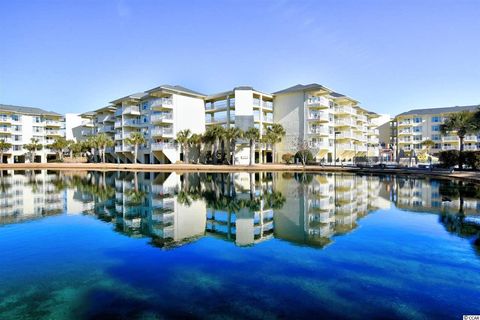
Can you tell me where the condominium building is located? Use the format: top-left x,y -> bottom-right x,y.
0,104 -> 64,163
273,84 -> 381,164
394,105 -> 480,154
205,87 -> 274,164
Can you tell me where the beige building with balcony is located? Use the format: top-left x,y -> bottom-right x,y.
273,84 -> 381,164
0,104 -> 64,163
394,105 -> 480,155
205,87 -> 274,164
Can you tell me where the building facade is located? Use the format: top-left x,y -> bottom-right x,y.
273,84 -> 381,164
0,104 -> 64,163
394,105 -> 480,155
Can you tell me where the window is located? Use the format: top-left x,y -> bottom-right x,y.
434,143 -> 441,149
432,125 -> 440,131
142,102 -> 148,110
14,135 -> 21,141
413,127 -> 422,132
413,117 -> 422,123
432,116 -> 441,122
35,116 -> 42,123
413,135 -> 423,141
432,134 -> 440,140
12,115 -> 19,121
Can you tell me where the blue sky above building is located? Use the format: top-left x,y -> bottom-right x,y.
0,0 -> 479,114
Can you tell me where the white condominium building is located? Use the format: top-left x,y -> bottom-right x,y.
0,104 -> 64,163
273,84 -> 381,164
105,85 -> 205,164
205,87 -> 274,164
394,105 -> 480,154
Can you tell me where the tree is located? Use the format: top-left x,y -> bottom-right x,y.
95,133 -> 115,163
440,111 -> 476,169
47,136 -> 69,161
224,127 -> 243,165
69,141 -> 84,158
176,129 -> 192,163
244,127 -> 260,166
264,123 -> 286,163
421,139 -> 435,153
0,139 -> 12,164
24,138 -> 43,163
282,153 -> 294,164
292,138 -> 319,167
188,133 -> 202,164
125,132 -> 146,164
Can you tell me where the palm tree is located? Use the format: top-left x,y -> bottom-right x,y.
47,136 -> 68,161
0,139 -> 12,164
188,133 -> 202,164
440,111 -> 476,152
125,132 -> 146,164
96,133 -> 115,163
176,129 -> 192,163
440,111 -> 476,169
224,127 -> 243,165
203,127 -> 216,164
264,123 -> 286,163
244,127 -> 260,166
24,138 -> 43,163
421,139 -> 435,153
205,125 -> 225,164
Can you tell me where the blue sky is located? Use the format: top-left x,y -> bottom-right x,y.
0,0 -> 479,115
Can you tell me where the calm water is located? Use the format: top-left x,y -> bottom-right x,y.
0,170 -> 479,319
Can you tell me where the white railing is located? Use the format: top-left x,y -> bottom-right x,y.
262,101 -> 273,110
151,142 -> 177,151
442,136 -> 458,142
464,135 -> 478,141
335,106 -> 356,115
123,119 -> 141,126
99,125 -> 114,132
262,114 -> 273,122
309,127 -> 330,135
309,141 -> 329,149
357,115 -> 367,122
464,145 -> 478,151
151,98 -> 173,108
399,129 -> 411,134
308,112 -> 329,121
307,96 -> 330,108
335,132 -> 355,139
82,120 -> 94,126
151,113 -> 173,122
123,105 -> 140,114
335,119 -> 355,126
115,146 -> 123,152
336,143 -> 355,150
114,120 -> 122,128
442,145 -> 457,151
114,133 -> 122,140
45,120 -> 60,126
151,127 -> 173,136
46,130 -> 60,135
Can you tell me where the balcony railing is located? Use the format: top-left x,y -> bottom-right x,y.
309,127 -> 330,135
442,136 -> 458,142
123,119 -> 142,126
307,96 -> 330,108
262,101 -> 273,110
356,115 -> 367,122
46,130 -> 60,135
334,119 -> 355,126
308,112 -> 329,121
122,105 -> 140,115
114,120 -> 122,128
151,113 -> 173,122
336,143 -> 355,150
335,106 -> 356,115
98,125 -> 114,133
309,141 -> 330,149
114,133 -> 122,140
151,98 -> 173,109
464,135 -> 478,141
151,142 -> 177,151
45,120 -> 61,126
151,127 -> 173,136
464,145 -> 478,151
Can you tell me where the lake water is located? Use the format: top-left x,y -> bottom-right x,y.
0,170 -> 479,319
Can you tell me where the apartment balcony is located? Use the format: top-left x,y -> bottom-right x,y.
0,127 -> 12,134
334,106 -> 356,115
0,137 -> 13,143
335,131 -> 355,140
368,137 -> 380,144
114,120 -> 122,128
356,125 -> 367,132
114,133 -> 123,140
82,120 -> 94,127
151,127 -> 173,137
262,101 -> 273,110
442,136 -> 458,142
151,98 -> 173,110
398,121 -> 412,126
442,145 -> 458,151
309,141 -> 330,150
98,125 -> 115,133
123,119 -> 142,127
123,145 -> 134,152
308,112 -> 329,122
262,114 -> 273,123
334,118 -> 355,127
151,142 -> 177,151
115,146 -> 123,152
122,105 -> 140,115
356,115 -> 367,122
336,143 -> 355,151
81,129 -> 94,136
206,116 -> 229,124
0,116 -> 11,123
97,114 -> 114,123
309,127 -> 330,136
45,130 -> 61,136
398,129 -> 412,135
307,96 -> 330,109
464,145 -> 478,151
45,120 -> 61,127
151,113 -> 173,123
464,135 -> 478,142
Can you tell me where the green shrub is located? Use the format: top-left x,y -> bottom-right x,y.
281,153 -> 294,164
438,150 -> 459,168
463,151 -> 480,170
294,150 -> 314,164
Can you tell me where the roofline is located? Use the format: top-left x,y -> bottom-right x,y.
145,85 -> 206,98
0,104 -> 62,116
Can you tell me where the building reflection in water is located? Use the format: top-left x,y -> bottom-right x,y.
0,170 -> 479,251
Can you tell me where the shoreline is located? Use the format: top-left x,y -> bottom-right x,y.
1,163 -> 479,183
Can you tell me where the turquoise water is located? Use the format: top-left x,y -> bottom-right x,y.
0,171 -> 479,319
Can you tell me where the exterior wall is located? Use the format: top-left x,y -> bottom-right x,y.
65,113 -> 85,141
273,89 -> 382,164
395,109 -> 480,155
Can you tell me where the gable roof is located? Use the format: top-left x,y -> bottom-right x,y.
398,105 -> 480,116
145,84 -> 206,97
0,104 -> 61,116
273,83 -> 332,95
